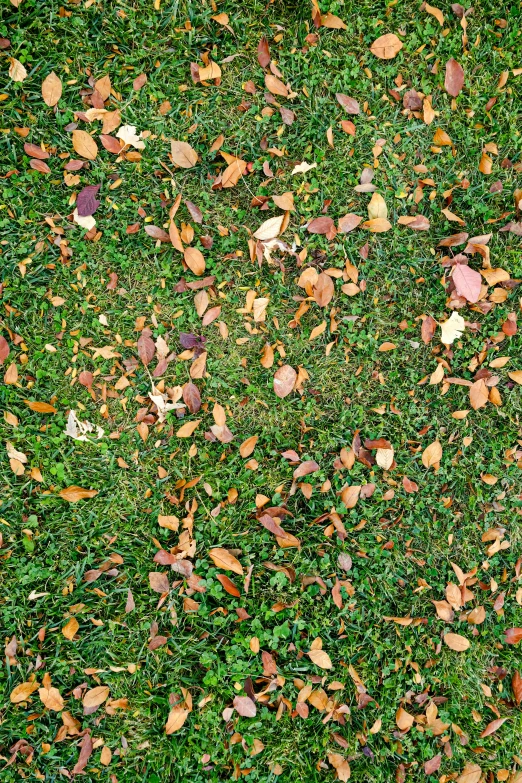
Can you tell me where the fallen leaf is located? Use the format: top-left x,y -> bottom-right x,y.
445,58 -> 465,97
209,548 -> 243,575
254,214 -> 284,240
425,3 -> 444,24
171,140 -> 198,168
41,71 -> 62,106
370,33 -> 403,60
505,628 -> 522,644
257,36 -> 270,68
9,57 -> 27,82
440,311 -> 465,344
72,130 -> 98,160
59,486 -> 98,502
469,379 -> 488,410
240,436 -> 258,458
422,441 -> 442,469
184,246 -> 206,275
456,764 -> 482,783
233,696 -> 257,717
166,706 -> 189,734
452,264 -> 482,302
444,632 -> 470,651
265,74 -> 288,97
396,706 -> 414,731
307,649 -> 332,669
62,617 -> 79,640
335,93 -> 360,114
480,717 -> 508,738
273,365 -> 297,398
10,681 -> 39,703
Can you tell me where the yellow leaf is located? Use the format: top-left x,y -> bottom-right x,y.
72,130 -> 98,160
425,3 -> 444,25
62,617 -> 79,640
176,419 -> 201,437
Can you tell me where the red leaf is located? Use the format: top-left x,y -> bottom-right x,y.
424,754 -> 441,775
78,371 -> 93,388
258,513 -> 291,540
445,58 -> 465,97
505,628 -> 522,644
502,312 -> 517,336
183,382 -> 201,413
335,93 -> 360,114
402,476 -> 419,493
307,216 -> 336,235
452,264 -> 482,303
257,36 -> 270,68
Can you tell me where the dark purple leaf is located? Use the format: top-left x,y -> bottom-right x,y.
77,185 -> 101,217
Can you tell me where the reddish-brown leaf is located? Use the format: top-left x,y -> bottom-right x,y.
30,159 -> 51,174
216,573 -> 240,597
183,382 -> 201,413
149,572 -> 169,593
293,460 -> 320,479
502,312 -> 517,336
72,732 -> 93,775
308,216 -> 335,235
100,134 -> 122,153
424,755 -> 442,775
24,142 -> 50,160
233,695 -> 256,717
402,476 -> 419,493
506,628 -> 522,644
313,272 -> 334,307
338,213 -> 362,233
0,335 -> 10,364
145,225 -> 171,242
138,329 -> 155,365
335,93 -> 360,114
273,365 -> 296,398
479,717 -> 508,738
445,58 -> 465,97
257,36 -> 270,68
421,315 -> 436,344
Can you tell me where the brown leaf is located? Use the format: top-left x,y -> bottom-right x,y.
257,36 -> 270,68
425,3 -> 444,24
480,717 -> 508,738
137,329 -> 155,365
265,74 -> 288,97
338,213 -> 362,233
335,93 -> 360,114
505,628 -> 522,644
469,378 -> 488,410
222,158 -> 247,188
508,371 -> 522,385
273,365 -> 297,398
422,441 -> 442,469
184,246 -> 206,275
176,419 -> 201,437
125,589 -> 135,613
171,140 -> 198,168
308,216 -> 336,236
444,632 -> 470,651
240,435 -> 258,458
456,764 -> 482,783
183,382 -> 201,413
72,732 -> 93,775
72,130 -> 98,160
370,33 -> 403,59
234,695 -> 257,717
424,754 -> 442,775
0,335 -> 10,363
313,272 -> 334,307
133,72 -> 147,90
144,225 -> 171,242
445,58 -> 465,97
10,681 -> 39,703
293,460 -> 320,479
209,548 -> 243,575
149,572 -> 170,593
41,71 -> 62,106
396,706 -> 415,731
39,682 -> 64,712
30,159 -> 51,174
100,134 -> 122,153
402,476 -> 419,493
24,142 -> 50,160
217,573 -> 240,597
307,649 -> 332,669
24,400 -> 56,413
341,485 -> 361,509
59,486 -> 98,502
165,707 -> 189,734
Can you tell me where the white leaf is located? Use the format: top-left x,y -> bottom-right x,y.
116,125 -> 145,150
73,209 -> 96,230
254,214 -> 284,241
440,311 -> 465,345
65,410 -> 104,441
291,161 -> 317,175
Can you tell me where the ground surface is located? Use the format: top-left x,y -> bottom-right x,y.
1,1 -> 522,781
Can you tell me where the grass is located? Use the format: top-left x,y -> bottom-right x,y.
1,0 -> 522,780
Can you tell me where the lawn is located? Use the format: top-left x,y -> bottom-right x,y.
1,0 -> 522,781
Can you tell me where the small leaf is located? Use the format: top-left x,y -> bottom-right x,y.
257,36 -> 270,68
335,93 -> 360,114
307,649 -> 333,669
165,707 -> 189,734
422,441 -> 442,469
72,130 -> 98,160
444,632 -> 470,651
233,695 -> 256,717
480,717 -> 508,738
62,617 -> 79,640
